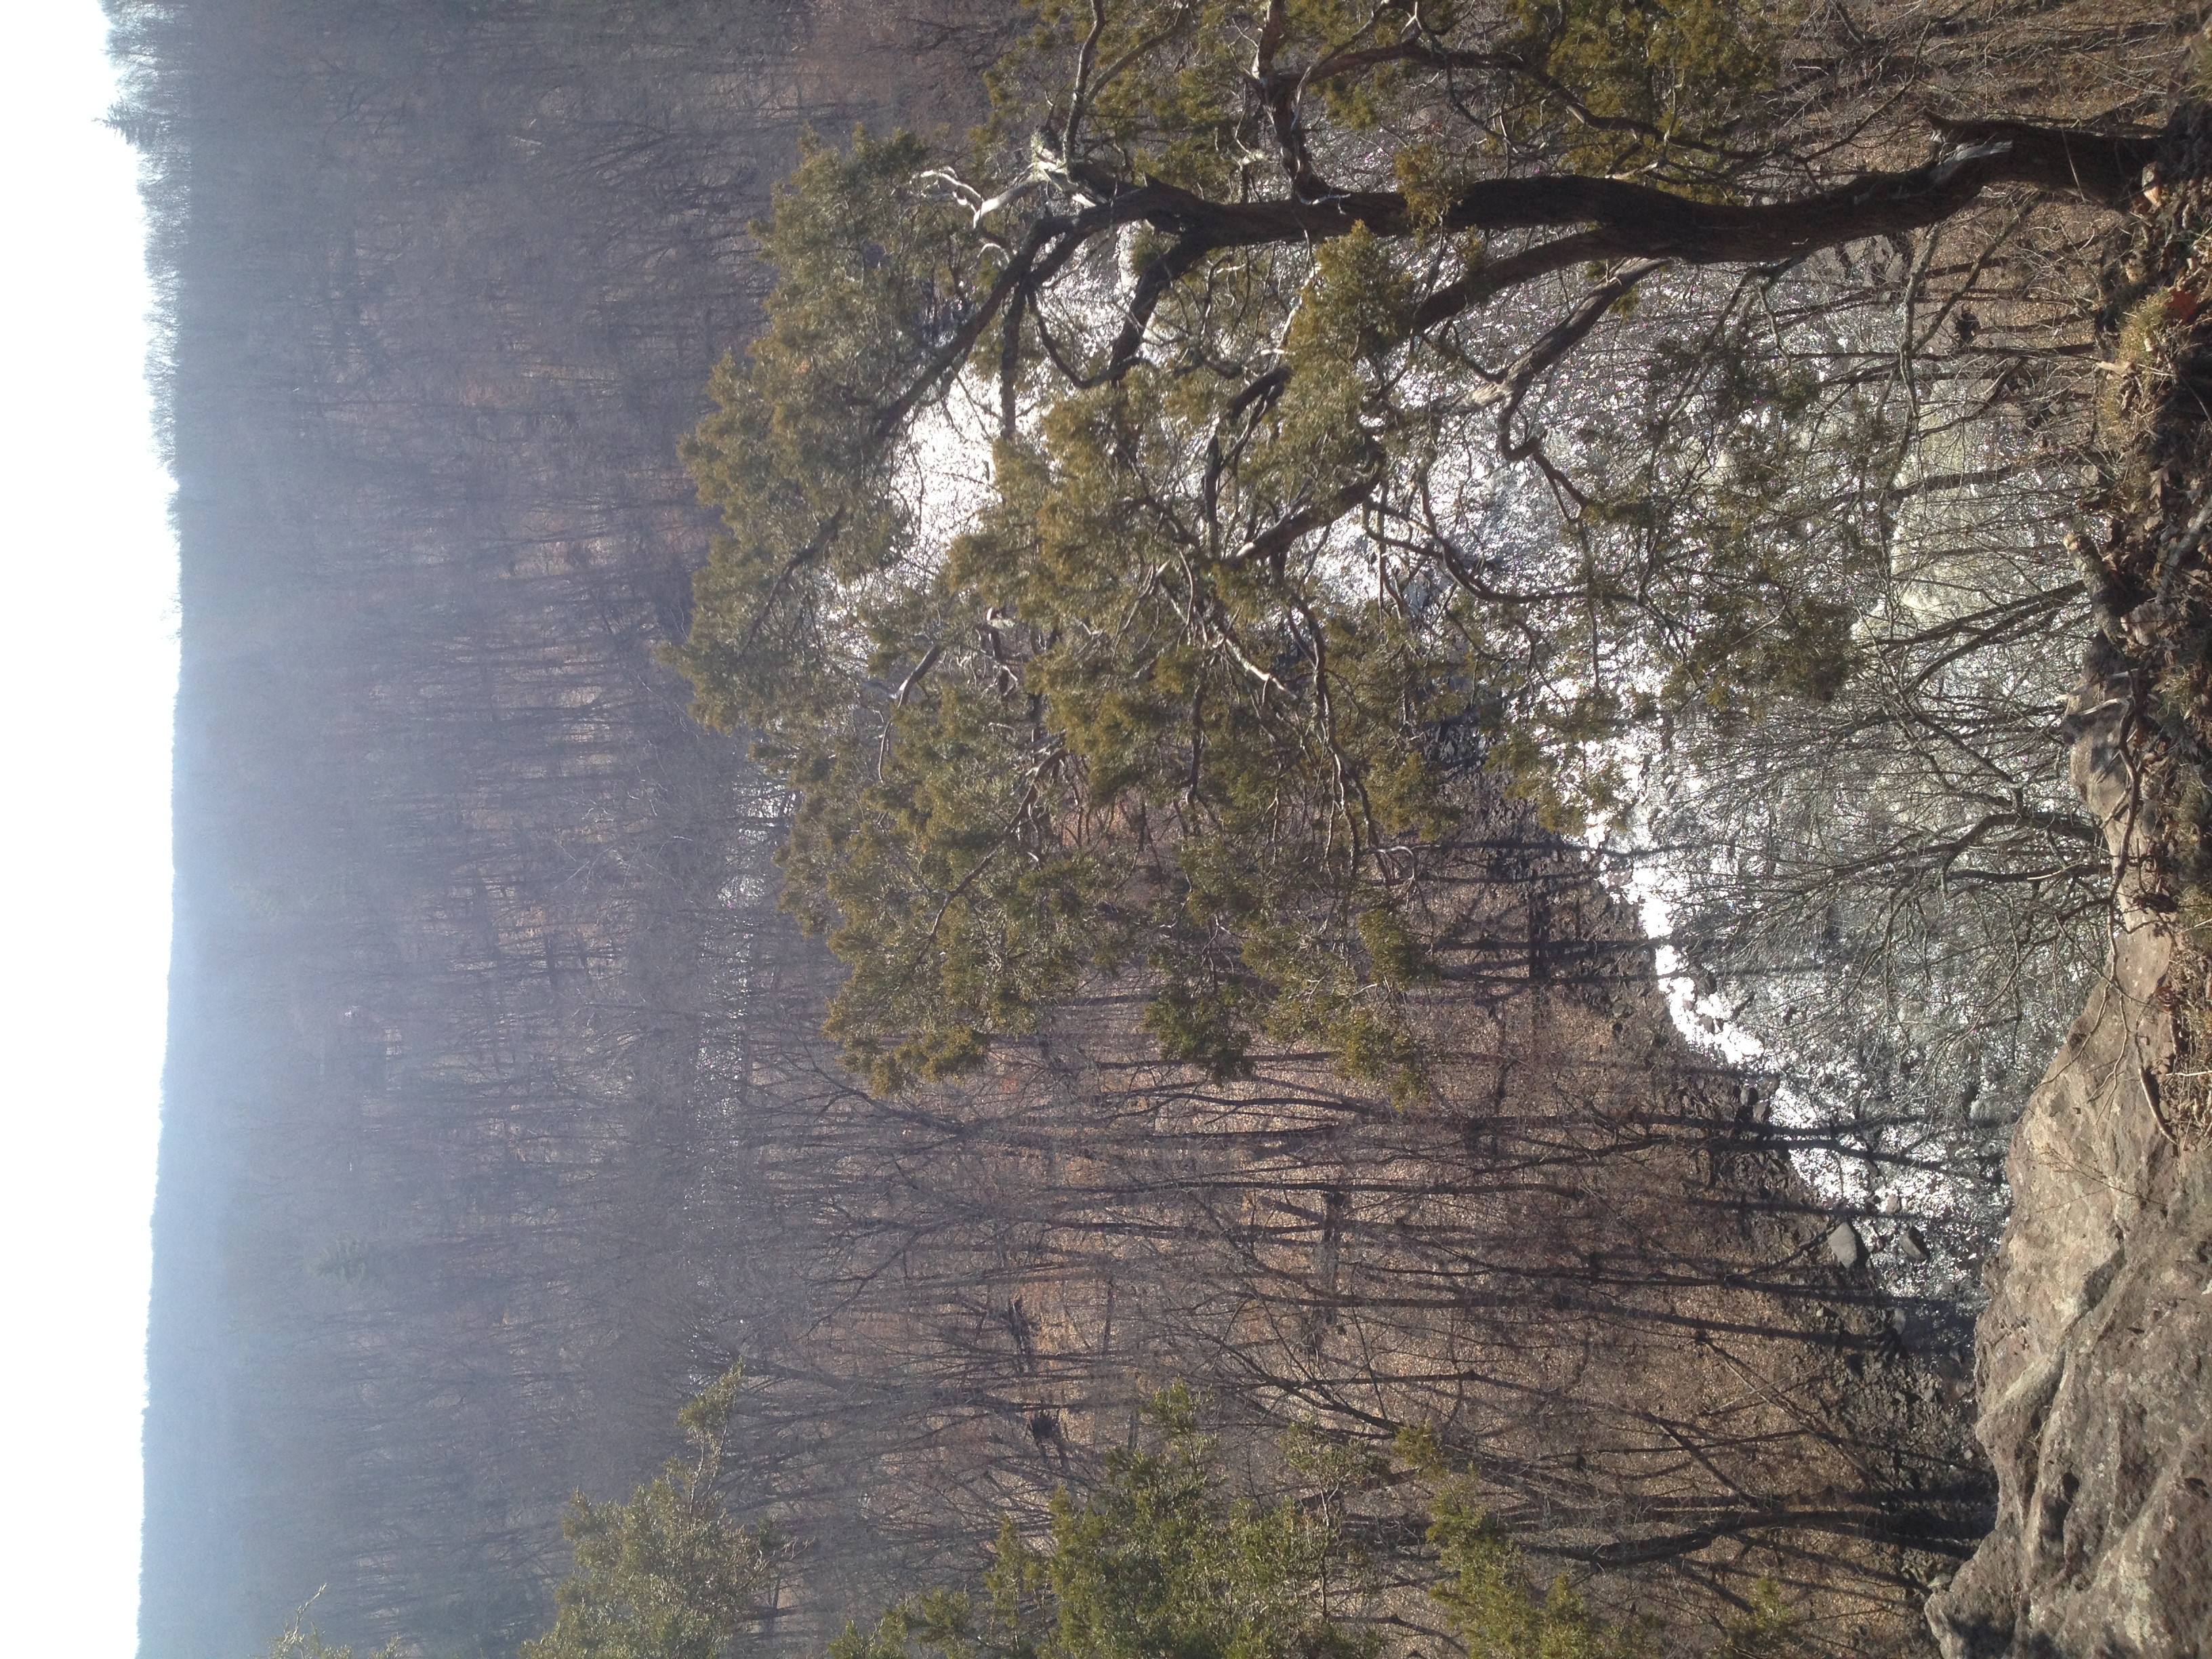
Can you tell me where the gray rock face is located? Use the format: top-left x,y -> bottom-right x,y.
1927,671 -> 2212,1658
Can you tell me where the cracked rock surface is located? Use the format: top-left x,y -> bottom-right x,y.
1930,113 -> 2212,1659
1927,131 -> 2212,1642
1929,668 -> 2212,1656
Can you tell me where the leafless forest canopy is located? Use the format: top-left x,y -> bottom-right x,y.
121,3 -> 2192,1658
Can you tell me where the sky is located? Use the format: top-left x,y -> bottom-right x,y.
0,2 -> 176,1654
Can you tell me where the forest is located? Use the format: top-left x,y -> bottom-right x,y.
121,3 -> 2205,1659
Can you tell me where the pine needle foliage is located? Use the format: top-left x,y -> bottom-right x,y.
670,0 -> 2154,1091
830,1398 -> 1803,1659
831,1387 -> 1375,1659
522,1368 -> 781,1659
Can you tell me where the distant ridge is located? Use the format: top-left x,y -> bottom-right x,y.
124,3 -> 994,1652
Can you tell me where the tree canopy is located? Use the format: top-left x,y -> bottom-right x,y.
834,1389 -> 1376,1659
512,1382 -> 1801,1659
522,1368 -> 782,1659
671,0 -> 2158,1092
255,1598 -> 401,1659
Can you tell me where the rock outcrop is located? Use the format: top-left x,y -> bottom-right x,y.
1929,664 -> 2212,1656
1930,124 -> 2212,1655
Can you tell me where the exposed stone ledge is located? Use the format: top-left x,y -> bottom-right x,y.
1927,662 -> 2212,1656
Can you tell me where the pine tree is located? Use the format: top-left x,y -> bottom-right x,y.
669,0 -> 2158,1090
522,1369 -> 781,1659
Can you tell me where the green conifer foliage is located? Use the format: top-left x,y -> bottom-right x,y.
830,1388 -> 1375,1659
522,1369 -> 781,1659
670,0 -> 2152,1090
827,1397 -> 1803,1659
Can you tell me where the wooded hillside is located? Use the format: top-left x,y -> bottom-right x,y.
129,3 -> 996,1651
124,4 -> 2193,1658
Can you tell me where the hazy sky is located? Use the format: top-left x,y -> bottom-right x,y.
0,3 -> 175,1654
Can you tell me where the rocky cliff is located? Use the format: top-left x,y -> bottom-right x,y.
1929,120 -> 2212,1659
